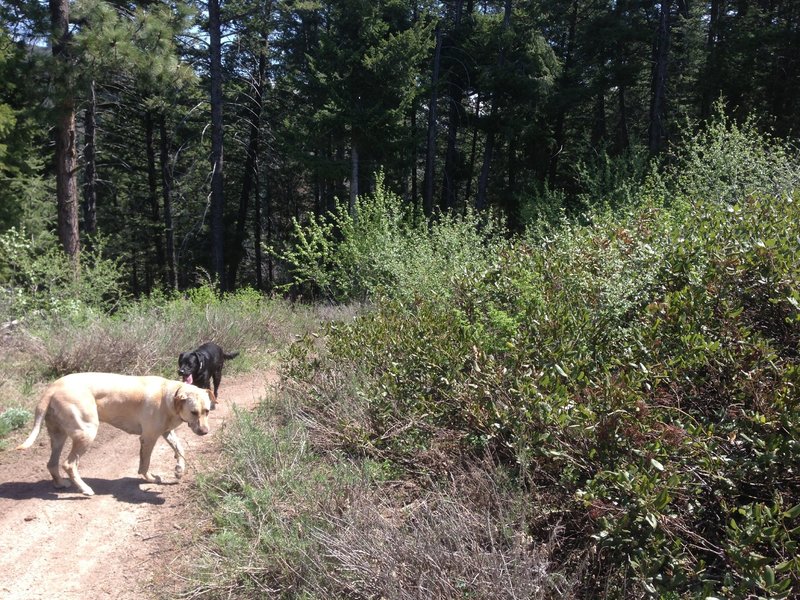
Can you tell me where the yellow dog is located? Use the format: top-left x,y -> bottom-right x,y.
17,372 -> 214,496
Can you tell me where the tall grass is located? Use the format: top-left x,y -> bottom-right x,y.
0,286 -> 322,448
5,285 -> 317,380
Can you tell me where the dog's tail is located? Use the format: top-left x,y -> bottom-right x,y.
16,392 -> 52,450
224,351 -> 240,360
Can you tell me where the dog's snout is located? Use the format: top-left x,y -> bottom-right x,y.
198,426 -> 209,436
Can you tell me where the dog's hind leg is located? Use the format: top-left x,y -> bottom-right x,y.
45,423 -> 71,489
162,430 -> 186,479
211,368 -> 222,402
63,424 -> 98,496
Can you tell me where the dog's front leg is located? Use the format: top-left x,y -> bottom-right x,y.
162,430 -> 186,478
138,435 -> 162,483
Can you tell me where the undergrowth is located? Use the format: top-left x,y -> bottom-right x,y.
193,114 -> 800,598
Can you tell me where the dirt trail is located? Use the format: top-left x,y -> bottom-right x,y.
0,371 -> 274,600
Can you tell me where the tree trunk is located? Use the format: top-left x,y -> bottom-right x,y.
145,110 -> 165,290
615,84 -> 630,154
701,0 -> 722,120
410,101 -> 418,213
254,163 -> 264,290
50,0 -> 80,261
83,79 -> 97,237
423,23 -> 443,218
547,0 -> 578,188
476,0 -> 511,211
349,140 -> 359,214
159,113 -> 177,291
590,82 -> 607,147
265,176 -> 273,290
227,36 -> 267,291
648,0 -> 672,155
465,93 -> 481,204
440,0 -> 466,213
208,0 -> 226,290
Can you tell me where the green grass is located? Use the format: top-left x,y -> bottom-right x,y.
0,407 -> 31,449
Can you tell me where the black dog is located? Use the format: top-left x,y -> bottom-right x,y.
178,342 -> 239,403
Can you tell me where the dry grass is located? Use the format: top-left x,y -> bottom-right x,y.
0,294 -> 322,417
306,468 -> 577,599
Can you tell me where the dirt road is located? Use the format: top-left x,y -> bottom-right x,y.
0,371 -> 272,599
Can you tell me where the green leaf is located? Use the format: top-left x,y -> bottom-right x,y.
783,503 -> 800,519
763,565 -> 775,587
654,489 -> 670,510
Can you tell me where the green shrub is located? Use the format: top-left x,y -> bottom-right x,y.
288,117 -> 800,597
0,227 -> 126,320
275,171 -> 506,303
0,406 -> 31,448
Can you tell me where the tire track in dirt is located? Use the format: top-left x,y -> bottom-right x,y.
0,371 -> 274,599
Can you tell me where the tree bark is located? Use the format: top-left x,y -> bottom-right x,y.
440,0 -> 467,213
209,0 -> 226,290
50,0 -> 80,261
590,82 -> 607,147
547,0 -> 578,188
615,84 -> 630,154
701,0 -> 722,120
145,110 -> 165,290
83,79 -> 97,237
349,141 -> 359,214
254,164 -> 264,290
159,113 -> 178,291
423,23 -> 442,218
465,93 -> 481,203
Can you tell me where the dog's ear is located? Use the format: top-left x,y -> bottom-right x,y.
195,352 -> 203,371
173,388 -> 186,414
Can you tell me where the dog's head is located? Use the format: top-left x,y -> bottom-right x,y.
173,384 -> 215,436
177,351 -> 202,385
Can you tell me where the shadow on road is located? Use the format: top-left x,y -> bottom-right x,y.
0,477 -> 172,505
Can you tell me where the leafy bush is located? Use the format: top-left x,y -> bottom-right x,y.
288,116 -> 800,598
275,171 -> 506,303
0,407 -> 32,448
0,227 -> 126,320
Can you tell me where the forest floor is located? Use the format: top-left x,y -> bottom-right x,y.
0,370 -> 274,599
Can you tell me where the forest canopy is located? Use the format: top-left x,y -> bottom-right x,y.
0,0 -> 798,297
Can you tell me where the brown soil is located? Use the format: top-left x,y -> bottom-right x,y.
0,371 -> 274,599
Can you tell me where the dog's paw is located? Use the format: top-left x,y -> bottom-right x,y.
175,464 -> 185,479
142,473 -> 163,484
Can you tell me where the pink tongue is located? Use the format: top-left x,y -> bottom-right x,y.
186,374 -> 193,385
